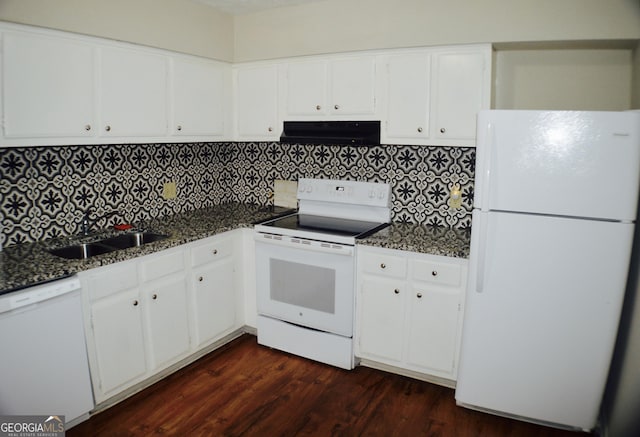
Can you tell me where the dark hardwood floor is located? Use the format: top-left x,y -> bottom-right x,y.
69,335 -> 592,436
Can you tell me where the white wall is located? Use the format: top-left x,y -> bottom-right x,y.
0,0 -> 234,61
234,0 -> 640,61
494,48 -> 634,110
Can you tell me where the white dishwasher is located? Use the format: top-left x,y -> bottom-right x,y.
0,276 -> 94,425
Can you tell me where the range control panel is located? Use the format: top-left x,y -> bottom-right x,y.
297,178 -> 391,208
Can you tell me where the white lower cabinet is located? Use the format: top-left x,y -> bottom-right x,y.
90,286 -> 147,397
189,234 -> 238,348
356,246 -> 468,383
80,231 -> 242,404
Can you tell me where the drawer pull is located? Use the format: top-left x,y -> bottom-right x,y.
198,276 -> 204,282
432,270 -> 438,277
417,293 -> 423,298
394,289 -> 400,294
380,263 -> 386,269
133,300 -> 139,306
212,249 -> 218,255
152,294 -> 157,300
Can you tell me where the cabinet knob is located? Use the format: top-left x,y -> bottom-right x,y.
417,293 -> 423,298
85,124 -> 91,131
133,300 -> 139,306
316,105 -> 321,111
380,263 -> 386,269
177,125 -> 182,131
212,249 -> 218,255
394,288 -> 400,294
198,276 -> 204,282
432,270 -> 438,277
152,294 -> 157,300
268,126 -> 273,132
105,125 -> 111,132
334,104 -> 340,110
417,127 -> 423,133
440,128 -> 446,133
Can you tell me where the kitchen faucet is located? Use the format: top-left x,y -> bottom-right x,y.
80,208 -> 119,236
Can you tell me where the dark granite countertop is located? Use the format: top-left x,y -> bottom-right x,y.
357,222 -> 471,259
0,203 -> 293,294
1,205 -> 470,294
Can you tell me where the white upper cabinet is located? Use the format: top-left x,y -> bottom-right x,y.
283,56 -> 377,119
430,48 -> 489,143
99,46 -> 168,137
382,45 -> 491,146
172,57 -> 228,137
383,52 -> 431,142
2,31 -> 96,139
234,63 -> 280,141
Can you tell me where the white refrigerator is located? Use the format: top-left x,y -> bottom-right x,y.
455,110 -> 640,431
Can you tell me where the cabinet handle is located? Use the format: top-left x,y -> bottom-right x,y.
152,294 -> 157,300
417,293 -> 423,298
133,300 -> 139,306
316,105 -> 321,111
268,126 -> 273,132
417,127 -> 423,133
334,104 -> 340,110
432,270 -> 438,277
177,125 -> 182,131
105,125 -> 111,132
212,249 -> 218,255
85,124 -> 91,131
380,263 -> 386,269
440,128 -> 446,133
394,288 -> 400,294
198,276 -> 204,282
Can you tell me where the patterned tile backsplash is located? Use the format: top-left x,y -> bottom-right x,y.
0,142 -> 475,247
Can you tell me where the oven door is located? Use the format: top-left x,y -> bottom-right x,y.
255,233 -> 355,337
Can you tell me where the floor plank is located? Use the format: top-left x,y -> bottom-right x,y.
69,335 -> 592,436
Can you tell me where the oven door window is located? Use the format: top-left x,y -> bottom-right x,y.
255,239 -> 355,337
271,259 -> 335,314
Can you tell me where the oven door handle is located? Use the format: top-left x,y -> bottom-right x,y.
254,233 -> 354,256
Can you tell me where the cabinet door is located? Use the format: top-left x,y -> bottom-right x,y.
192,257 -> 236,347
431,50 -> 488,142
236,64 -> 280,140
100,46 -> 168,137
285,60 -> 327,116
2,31 -> 95,138
173,58 -> 225,136
358,278 -> 404,362
406,284 -> 461,374
91,288 -> 147,397
330,57 -> 376,115
145,274 -> 191,369
384,53 -> 431,141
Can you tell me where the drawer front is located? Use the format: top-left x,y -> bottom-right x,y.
190,237 -> 233,267
359,251 -> 407,278
140,249 -> 184,281
88,261 -> 138,301
412,259 -> 462,287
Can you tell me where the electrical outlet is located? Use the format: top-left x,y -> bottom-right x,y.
448,184 -> 462,209
162,181 -> 177,200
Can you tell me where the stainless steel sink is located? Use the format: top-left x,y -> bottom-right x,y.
48,232 -> 169,259
98,232 -> 169,249
48,242 -> 115,260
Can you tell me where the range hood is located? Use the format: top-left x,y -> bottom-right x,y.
280,121 -> 380,145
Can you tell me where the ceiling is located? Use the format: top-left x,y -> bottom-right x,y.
192,0 -> 327,15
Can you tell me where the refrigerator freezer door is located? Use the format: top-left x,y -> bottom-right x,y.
455,210 -> 634,430
475,110 -> 640,221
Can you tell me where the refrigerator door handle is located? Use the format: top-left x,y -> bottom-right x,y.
475,213 -> 489,293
